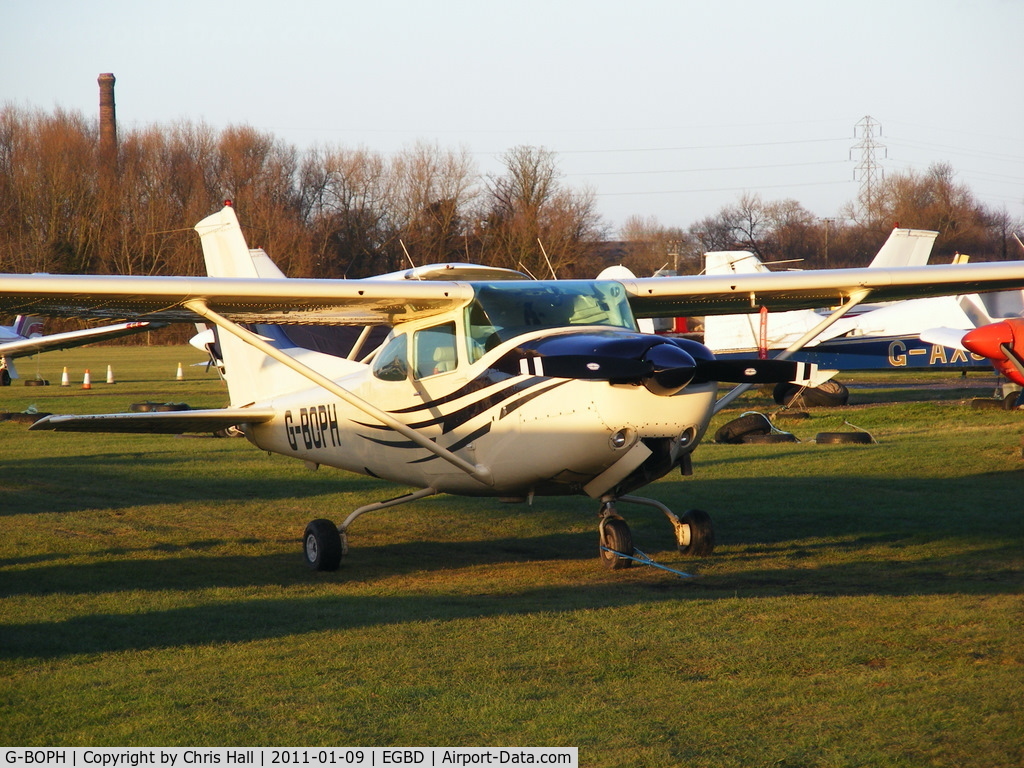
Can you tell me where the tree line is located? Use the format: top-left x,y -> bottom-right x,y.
0,106 -> 605,282
1,104 -> 1020,293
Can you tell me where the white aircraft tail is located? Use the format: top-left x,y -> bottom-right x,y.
867,228 -> 937,269
13,315 -> 44,338
193,206 -> 275,405
194,205 -> 362,406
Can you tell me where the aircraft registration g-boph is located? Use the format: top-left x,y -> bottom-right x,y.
3,204 -> 1024,572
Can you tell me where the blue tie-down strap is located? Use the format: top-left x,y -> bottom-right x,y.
600,546 -> 697,579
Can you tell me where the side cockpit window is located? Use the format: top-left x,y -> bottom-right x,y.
413,322 -> 458,378
372,334 -> 409,381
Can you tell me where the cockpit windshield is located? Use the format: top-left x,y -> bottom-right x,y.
466,280 -> 637,361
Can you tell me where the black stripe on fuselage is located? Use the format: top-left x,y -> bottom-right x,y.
354,376 -> 568,456
356,375 -> 557,435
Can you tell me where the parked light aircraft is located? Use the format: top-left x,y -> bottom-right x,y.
701,228 -> 1024,373
3,205 -> 1024,571
0,315 -> 162,386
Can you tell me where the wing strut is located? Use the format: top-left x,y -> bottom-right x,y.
713,289 -> 870,413
184,299 -> 494,487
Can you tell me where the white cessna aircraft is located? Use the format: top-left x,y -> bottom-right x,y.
3,204 -> 1024,571
1,314 -> 162,386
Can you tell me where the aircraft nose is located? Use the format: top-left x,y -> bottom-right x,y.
963,321 -> 1016,359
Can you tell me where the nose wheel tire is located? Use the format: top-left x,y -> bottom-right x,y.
304,518 -> 342,571
676,508 -> 715,556
599,517 -> 634,570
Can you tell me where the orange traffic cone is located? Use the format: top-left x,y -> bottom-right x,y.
82,370 -> 92,389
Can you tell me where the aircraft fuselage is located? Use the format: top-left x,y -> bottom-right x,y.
245,328 -> 717,499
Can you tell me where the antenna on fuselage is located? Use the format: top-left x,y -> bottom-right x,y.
517,262 -> 540,280
538,239 -> 558,279
399,240 -> 417,271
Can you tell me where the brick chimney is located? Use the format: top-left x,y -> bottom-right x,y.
98,73 -> 117,172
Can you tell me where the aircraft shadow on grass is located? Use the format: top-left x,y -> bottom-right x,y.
0,445 -> 393,516
1,536 -> 1020,660
2,467 -> 1022,662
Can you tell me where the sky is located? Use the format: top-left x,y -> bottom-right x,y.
2,0 -> 1022,236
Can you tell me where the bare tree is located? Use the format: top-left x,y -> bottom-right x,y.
299,146 -> 398,278
873,163 -> 992,260
391,141 -> 478,263
620,215 -> 696,274
480,145 -> 605,277
0,106 -> 100,274
762,199 -> 819,266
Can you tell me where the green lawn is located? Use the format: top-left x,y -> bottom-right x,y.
2,347 -> 1022,766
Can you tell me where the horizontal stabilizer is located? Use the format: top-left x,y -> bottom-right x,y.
29,408 -> 276,434
920,326 -> 969,351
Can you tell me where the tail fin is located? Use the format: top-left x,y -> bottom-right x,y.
194,205 -> 282,405
13,315 -> 44,339
193,205 -> 362,406
194,205 -> 264,278
867,228 -> 937,269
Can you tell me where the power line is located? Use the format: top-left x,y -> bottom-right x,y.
566,159 -> 848,178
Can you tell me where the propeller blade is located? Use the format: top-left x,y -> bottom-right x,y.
496,332 -> 814,393
695,359 -> 816,384
514,354 -> 651,382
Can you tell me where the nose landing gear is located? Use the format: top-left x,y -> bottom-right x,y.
598,500 -> 634,570
597,494 -> 715,570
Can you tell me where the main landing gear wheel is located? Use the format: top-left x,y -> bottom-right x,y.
676,508 -> 715,557
303,518 -> 342,571
599,516 -> 634,570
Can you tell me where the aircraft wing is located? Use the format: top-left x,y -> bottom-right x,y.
0,320 -> 163,358
29,407 -> 276,434
622,261 -> 1024,317
3,261 -> 1024,327
0,274 -> 476,326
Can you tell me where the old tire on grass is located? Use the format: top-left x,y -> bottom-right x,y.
599,517 -> 634,570
678,508 -> 715,556
815,431 -> 873,445
774,380 -> 849,407
304,519 -> 342,571
715,413 -> 772,444
742,432 -> 798,444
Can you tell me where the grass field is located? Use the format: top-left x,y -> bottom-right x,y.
2,346 -> 1022,766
